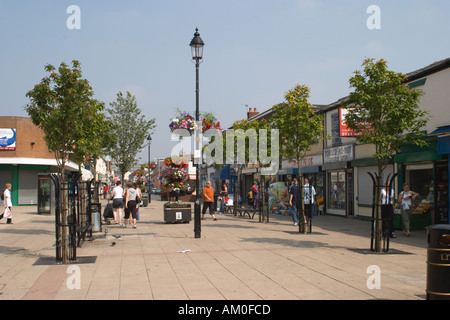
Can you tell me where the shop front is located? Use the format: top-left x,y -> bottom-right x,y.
323,145 -> 354,217
435,131 -> 450,224
395,137 -> 447,227
279,155 -> 324,201
351,144 -> 395,219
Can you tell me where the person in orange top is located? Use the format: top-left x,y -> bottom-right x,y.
202,181 -> 218,221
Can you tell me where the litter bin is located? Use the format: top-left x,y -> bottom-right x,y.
142,193 -> 149,207
91,202 -> 102,232
426,224 -> 450,300
164,203 -> 191,223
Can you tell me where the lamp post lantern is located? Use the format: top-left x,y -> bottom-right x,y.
190,27 -> 204,239
147,134 -> 152,204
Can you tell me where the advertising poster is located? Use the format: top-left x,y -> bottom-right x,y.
0,128 -> 16,150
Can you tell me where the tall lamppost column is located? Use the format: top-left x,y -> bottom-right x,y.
147,134 -> 152,204
190,28 -> 205,239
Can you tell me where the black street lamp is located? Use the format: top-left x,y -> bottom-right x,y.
147,134 -> 152,204
190,27 -> 204,239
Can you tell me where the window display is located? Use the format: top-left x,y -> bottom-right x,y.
328,171 -> 346,210
436,162 -> 449,224
405,163 -> 433,215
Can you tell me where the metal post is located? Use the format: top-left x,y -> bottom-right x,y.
148,139 -> 152,204
194,60 -> 201,238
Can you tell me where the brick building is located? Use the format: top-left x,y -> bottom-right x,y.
0,117 -> 78,206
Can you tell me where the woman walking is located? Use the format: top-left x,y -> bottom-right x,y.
135,182 -> 142,222
2,183 -> 13,224
399,183 -> 419,237
219,181 -> 228,214
110,181 -> 125,226
124,181 -> 138,229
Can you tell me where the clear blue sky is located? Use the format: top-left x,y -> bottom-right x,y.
1,0 -> 450,162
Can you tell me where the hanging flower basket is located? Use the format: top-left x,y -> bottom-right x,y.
202,113 -> 222,134
169,112 -> 197,135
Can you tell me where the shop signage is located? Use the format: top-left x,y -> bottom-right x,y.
282,155 -> 323,169
0,128 -> 16,150
339,108 -> 373,137
324,145 -> 353,163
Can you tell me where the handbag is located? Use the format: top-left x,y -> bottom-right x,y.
401,201 -> 409,210
4,207 -> 11,218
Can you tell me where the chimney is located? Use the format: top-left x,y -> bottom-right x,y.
247,107 -> 259,119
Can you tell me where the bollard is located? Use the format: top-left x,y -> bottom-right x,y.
426,224 -> 450,300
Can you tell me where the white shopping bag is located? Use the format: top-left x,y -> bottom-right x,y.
4,207 -> 11,218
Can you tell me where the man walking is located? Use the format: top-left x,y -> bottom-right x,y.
303,178 -> 316,220
202,181 -> 218,221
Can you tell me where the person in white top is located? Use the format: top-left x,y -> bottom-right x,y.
110,181 -> 125,226
124,181 -> 138,229
303,178 -> 316,219
381,181 -> 396,238
398,183 -> 419,237
2,183 -> 13,224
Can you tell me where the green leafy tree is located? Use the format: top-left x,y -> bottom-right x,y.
344,58 -> 429,252
230,118 -> 274,222
107,91 -> 156,180
271,84 -> 326,233
25,60 -> 111,262
25,60 -> 109,176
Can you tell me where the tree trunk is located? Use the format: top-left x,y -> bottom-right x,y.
374,162 -> 384,252
260,176 -> 267,223
374,174 -> 382,252
59,163 -> 70,263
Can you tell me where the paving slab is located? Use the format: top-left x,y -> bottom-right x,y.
0,198 -> 430,301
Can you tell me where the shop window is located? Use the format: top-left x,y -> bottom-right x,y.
406,164 -> 433,202
436,163 -> 449,224
405,163 -> 434,217
330,113 -> 342,147
328,171 -> 346,210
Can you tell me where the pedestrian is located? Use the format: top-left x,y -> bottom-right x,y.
135,182 -> 142,222
202,180 -> 217,221
2,183 -> 13,224
103,184 -> 108,200
252,181 -> 259,209
398,183 -> 419,237
303,178 -> 316,220
247,190 -> 253,206
124,181 -> 138,229
110,181 -> 124,226
219,181 -> 228,214
381,180 -> 396,238
289,178 -> 300,226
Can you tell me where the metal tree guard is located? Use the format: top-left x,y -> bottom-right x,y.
49,172 -> 97,263
368,172 -> 397,252
297,181 -> 313,234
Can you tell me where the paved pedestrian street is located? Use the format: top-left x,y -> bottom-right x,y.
0,199 -> 427,301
